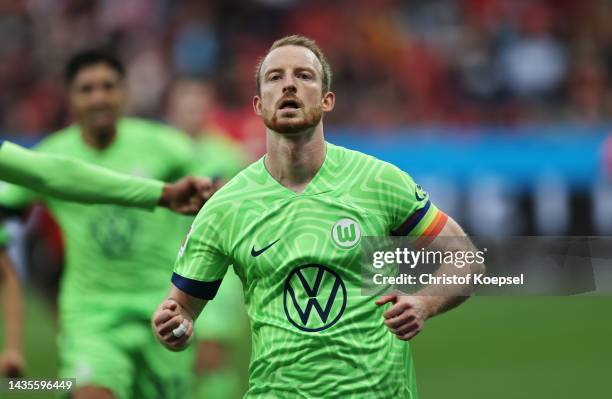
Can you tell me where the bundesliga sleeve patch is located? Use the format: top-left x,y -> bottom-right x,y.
177,225 -> 193,258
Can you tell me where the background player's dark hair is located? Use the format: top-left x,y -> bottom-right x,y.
65,48 -> 125,85
255,35 -> 333,96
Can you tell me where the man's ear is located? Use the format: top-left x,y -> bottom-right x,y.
253,95 -> 263,116
321,91 -> 335,112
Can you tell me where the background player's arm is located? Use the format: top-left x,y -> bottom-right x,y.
0,167 -> 45,377
0,141 -> 210,214
152,284 -> 207,351
0,246 -> 24,377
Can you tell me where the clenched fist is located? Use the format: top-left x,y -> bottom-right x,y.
152,298 -> 194,351
159,176 -> 214,215
375,292 -> 430,341
0,348 -> 25,377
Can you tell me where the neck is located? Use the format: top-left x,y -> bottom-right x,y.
81,125 -> 117,150
265,123 -> 326,194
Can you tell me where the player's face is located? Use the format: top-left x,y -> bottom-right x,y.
69,63 -> 127,134
254,45 -> 335,135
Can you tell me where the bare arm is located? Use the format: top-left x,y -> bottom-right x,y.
414,216 -> 484,317
0,248 -> 24,377
376,216 -> 485,340
151,284 -> 207,352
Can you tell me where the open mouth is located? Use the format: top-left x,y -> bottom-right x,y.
91,107 -> 114,116
278,99 -> 301,110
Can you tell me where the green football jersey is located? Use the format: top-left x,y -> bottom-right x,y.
0,118 -> 196,324
174,142 -> 447,398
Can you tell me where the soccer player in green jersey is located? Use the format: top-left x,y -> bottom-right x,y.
166,79 -> 248,182
153,35 -> 483,398
0,49 -> 206,398
0,140 -> 212,378
0,140 -> 211,213
166,78 -> 250,399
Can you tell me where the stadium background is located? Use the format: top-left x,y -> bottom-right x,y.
0,0 -> 610,398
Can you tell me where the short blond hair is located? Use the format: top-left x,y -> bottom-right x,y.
255,35 -> 333,95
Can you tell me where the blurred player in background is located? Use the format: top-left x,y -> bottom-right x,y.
0,140 -> 213,378
0,49 -> 207,399
167,79 -> 250,399
153,35 -> 482,398
167,79 -> 248,185
0,139 -> 212,378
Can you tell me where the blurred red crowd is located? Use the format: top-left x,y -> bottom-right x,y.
1,0 -> 612,140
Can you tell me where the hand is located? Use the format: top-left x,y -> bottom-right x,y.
375,292 -> 430,341
0,348 -> 25,377
152,298 -> 194,352
159,176 -> 214,215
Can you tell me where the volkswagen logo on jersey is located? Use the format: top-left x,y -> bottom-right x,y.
331,218 -> 361,248
283,264 -> 347,332
89,206 -> 139,259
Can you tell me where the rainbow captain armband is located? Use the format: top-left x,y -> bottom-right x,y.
391,200 -> 448,247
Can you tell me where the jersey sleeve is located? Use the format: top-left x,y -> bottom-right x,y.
0,180 -> 39,213
172,202 -> 231,300
378,162 -> 448,243
0,180 -> 39,248
0,142 -> 41,247
0,141 -> 163,208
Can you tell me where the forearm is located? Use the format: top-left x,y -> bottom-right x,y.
0,250 -> 22,352
0,141 -> 164,208
416,280 -> 471,318
416,218 -> 485,318
152,284 -> 208,351
168,283 -> 207,322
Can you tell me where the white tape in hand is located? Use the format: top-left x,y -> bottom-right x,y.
172,322 -> 187,338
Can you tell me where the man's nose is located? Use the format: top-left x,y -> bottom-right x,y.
91,87 -> 109,103
282,77 -> 297,94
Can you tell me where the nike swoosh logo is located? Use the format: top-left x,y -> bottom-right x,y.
251,239 -> 280,257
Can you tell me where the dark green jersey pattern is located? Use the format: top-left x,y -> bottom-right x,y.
0,118 -> 195,326
174,143 -> 446,399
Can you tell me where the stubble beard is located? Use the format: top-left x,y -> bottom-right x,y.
263,105 -> 323,135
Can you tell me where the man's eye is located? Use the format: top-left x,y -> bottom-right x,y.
79,84 -> 93,94
103,81 -> 116,91
299,73 -> 312,80
269,75 -> 281,81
